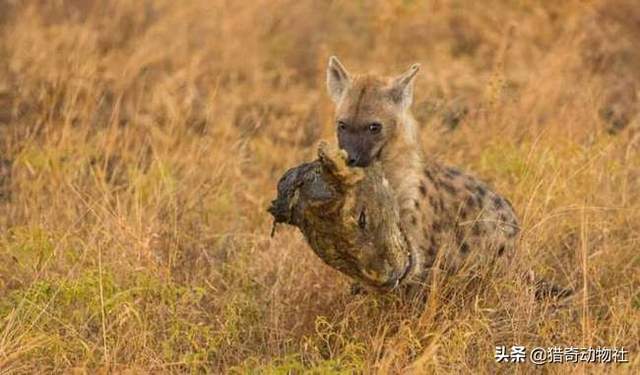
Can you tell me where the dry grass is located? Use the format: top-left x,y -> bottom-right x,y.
0,0 -> 639,373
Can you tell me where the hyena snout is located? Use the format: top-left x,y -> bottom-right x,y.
342,144 -> 374,167
338,131 -> 378,168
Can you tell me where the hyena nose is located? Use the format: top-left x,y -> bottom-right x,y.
347,155 -> 359,166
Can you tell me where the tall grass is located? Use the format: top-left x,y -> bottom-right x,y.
0,0 -> 639,373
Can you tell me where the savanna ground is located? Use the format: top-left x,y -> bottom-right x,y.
0,0 -> 639,373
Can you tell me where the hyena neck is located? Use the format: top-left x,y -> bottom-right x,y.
381,113 -> 425,201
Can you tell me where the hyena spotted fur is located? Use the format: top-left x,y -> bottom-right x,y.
326,56 -> 521,291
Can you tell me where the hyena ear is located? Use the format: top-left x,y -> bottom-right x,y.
389,63 -> 420,108
326,56 -> 351,103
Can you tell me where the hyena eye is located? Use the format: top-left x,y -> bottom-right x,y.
368,122 -> 382,134
337,121 -> 348,131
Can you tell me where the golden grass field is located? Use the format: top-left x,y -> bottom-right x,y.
1,0 -> 639,373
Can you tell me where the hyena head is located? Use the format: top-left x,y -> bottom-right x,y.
326,56 -> 420,168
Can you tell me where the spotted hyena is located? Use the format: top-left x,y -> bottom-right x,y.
326,56 -> 521,292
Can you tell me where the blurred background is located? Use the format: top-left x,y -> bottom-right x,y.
0,0 -> 639,372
